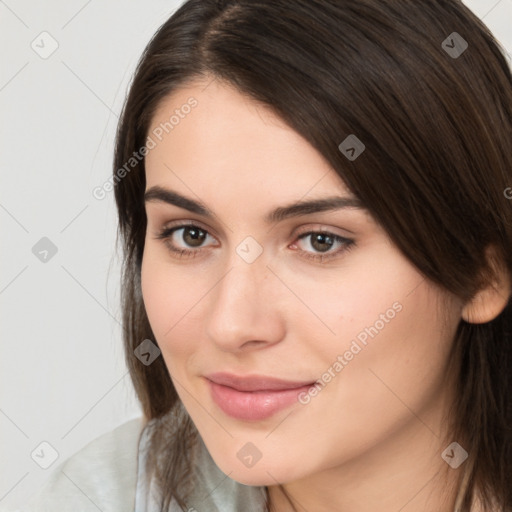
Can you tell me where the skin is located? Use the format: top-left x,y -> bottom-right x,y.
140,77 -> 507,512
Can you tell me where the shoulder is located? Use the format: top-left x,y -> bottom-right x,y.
11,416 -> 147,512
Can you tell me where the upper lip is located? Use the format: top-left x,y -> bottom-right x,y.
206,372 -> 315,392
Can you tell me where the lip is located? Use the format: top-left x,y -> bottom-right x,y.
206,372 -> 316,421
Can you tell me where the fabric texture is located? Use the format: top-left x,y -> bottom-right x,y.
3,417 -> 144,512
2,416 -> 267,512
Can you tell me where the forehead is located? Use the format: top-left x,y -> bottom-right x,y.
145,78 -> 352,205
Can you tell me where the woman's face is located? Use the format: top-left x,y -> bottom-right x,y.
141,78 -> 464,487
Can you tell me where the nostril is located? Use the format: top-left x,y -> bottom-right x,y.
240,339 -> 267,350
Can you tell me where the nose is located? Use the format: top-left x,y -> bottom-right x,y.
205,254 -> 286,353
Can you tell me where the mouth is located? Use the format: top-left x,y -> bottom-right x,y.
205,372 -> 317,421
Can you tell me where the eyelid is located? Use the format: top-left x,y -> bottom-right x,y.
156,219 -> 220,241
292,223 -> 354,240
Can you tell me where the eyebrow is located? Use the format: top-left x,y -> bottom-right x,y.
144,185 -> 364,224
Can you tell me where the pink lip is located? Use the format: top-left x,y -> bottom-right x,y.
206,372 -> 316,421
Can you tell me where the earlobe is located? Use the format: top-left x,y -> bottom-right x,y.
461,247 -> 511,324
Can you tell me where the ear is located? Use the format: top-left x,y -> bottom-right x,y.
461,246 -> 511,324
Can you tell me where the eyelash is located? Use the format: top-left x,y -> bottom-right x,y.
155,222 -> 355,263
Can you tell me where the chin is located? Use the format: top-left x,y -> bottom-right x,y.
210,452 -> 298,487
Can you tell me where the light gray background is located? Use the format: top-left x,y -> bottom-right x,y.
1,0 -> 511,509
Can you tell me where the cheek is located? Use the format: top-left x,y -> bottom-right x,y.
141,252 -> 173,337
308,278 -> 458,439
140,248 -> 192,352
140,245 -> 217,369
275,245 -> 418,359
285,250 -> 457,420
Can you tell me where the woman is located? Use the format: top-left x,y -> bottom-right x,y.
15,0 -> 512,511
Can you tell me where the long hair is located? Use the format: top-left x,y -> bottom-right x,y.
113,1 -> 512,510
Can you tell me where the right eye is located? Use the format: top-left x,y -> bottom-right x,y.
156,223 -> 219,258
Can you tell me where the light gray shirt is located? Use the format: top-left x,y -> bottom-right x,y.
4,417 -> 267,512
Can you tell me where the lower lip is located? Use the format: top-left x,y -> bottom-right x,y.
208,380 -> 314,421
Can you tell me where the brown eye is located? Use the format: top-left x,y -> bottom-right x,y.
181,226 -> 207,247
156,224 -> 216,258
310,233 -> 335,253
293,230 -> 354,262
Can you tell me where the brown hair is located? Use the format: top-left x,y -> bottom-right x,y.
113,1 -> 512,510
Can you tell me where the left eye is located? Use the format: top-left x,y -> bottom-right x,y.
292,231 -> 354,259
